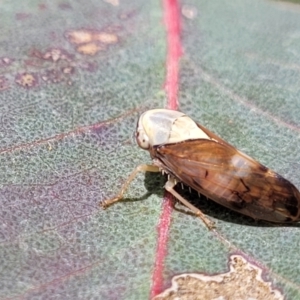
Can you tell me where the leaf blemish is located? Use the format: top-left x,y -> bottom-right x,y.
15,72 -> 38,88
65,29 -> 119,56
153,254 -> 284,300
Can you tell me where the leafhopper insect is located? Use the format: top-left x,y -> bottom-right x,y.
102,109 -> 300,228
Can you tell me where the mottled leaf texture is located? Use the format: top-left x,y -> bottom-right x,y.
0,0 -> 300,300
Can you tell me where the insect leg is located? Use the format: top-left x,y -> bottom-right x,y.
101,164 -> 160,208
164,178 -> 215,230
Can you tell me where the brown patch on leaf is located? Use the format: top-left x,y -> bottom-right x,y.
31,48 -> 73,62
61,66 -> 74,74
93,32 -> 118,44
153,255 -> 284,300
26,47 -> 75,85
41,66 -> 74,84
41,69 -> 61,83
66,29 -> 118,44
24,58 -> 43,67
15,73 -> 38,88
76,43 -> 105,56
65,30 -> 94,44
65,29 -> 118,55
43,48 -> 68,62
0,57 -> 13,68
0,76 -> 9,91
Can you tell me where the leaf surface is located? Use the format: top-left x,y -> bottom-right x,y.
1,0 -> 300,299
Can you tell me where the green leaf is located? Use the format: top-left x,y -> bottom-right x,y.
1,0 -> 300,299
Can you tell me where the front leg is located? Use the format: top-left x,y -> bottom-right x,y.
101,164 -> 160,208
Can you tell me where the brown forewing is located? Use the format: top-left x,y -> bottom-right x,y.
153,133 -> 300,223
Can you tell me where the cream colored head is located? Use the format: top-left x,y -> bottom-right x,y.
136,109 -> 210,149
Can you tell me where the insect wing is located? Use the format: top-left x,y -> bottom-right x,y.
155,130 -> 300,223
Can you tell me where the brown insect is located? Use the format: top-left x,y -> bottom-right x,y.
102,109 -> 300,228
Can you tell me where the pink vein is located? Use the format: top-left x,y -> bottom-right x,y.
0,107 -> 139,155
150,0 -> 182,298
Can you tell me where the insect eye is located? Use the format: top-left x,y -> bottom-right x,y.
136,129 -> 150,149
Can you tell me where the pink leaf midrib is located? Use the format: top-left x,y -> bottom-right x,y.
149,0 -> 182,298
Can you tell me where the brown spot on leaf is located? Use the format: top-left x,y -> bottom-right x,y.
26,47 -> 75,86
76,43 -> 105,56
66,29 -> 118,44
65,29 -> 118,55
24,58 -> 43,67
41,69 -> 61,83
0,76 -> 9,91
61,66 -> 74,74
15,73 -> 38,88
93,32 -> 118,44
65,30 -> 94,44
153,255 -> 284,300
30,48 -> 73,62
44,48 -> 72,62
44,48 -> 64,62
41,66 -> 74,84
30,49 -> 44,59
0,57 -> 13,67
